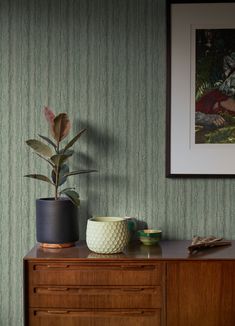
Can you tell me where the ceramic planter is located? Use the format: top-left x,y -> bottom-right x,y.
86,216 -> 130,254
36,198 -> 78,248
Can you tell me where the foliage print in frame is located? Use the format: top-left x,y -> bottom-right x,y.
167,0 -> 235,177
196,29 -> 235,144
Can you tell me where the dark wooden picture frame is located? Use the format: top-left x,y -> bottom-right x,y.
166,0 -> 235,178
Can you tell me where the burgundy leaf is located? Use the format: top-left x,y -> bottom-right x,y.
52,113 -> 71,142
43,107 -> 55,126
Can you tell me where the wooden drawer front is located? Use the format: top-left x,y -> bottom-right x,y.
29,285 -> 162,309
29,308 -> 161,326
28,262 -> 162,285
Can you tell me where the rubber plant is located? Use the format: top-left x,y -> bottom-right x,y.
25,107 -> 96,206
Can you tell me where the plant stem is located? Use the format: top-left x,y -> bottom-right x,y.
55,141 -> 60,200
55,185 -> 58,200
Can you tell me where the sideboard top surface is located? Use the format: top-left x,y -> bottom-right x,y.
24,240 -> 235,261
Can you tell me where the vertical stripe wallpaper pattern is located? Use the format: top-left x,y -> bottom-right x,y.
0,0 -> 235,324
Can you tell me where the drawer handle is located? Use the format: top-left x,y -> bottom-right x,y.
35,286 -> 156,294
122,288 -> 143,292
114,310 -> 155,316
47,264 -> 69,269
47,287 -> 68,292
47,310 -> 68,315
121,265 -> 155,270
121,287 -> 151,292
36,310 -> 155,317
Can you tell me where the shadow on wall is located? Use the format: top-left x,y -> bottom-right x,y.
73,119 -> 130,239
75,119 -> 119,154
78,173 -> 129,240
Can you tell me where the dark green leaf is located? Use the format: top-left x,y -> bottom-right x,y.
51,164 -> 69,186
26,139 -> 53,158
58,149 -> 74,156
64,169 -> 97,177
52,113 -> 71,142
24,174 -> 54,185
63,128 -> 86,151
59,187 -> 75,194
50,152 -> 73,166
60,189 -> 80,206
38,134 -> 57,151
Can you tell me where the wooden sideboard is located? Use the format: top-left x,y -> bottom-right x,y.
23,240 -> 235,326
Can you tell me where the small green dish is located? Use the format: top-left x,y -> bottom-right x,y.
137,229 -> 162,246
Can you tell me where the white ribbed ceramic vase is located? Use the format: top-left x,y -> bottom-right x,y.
86,217 -> 130,254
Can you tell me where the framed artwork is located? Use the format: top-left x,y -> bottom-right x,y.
166,0 -> 235,177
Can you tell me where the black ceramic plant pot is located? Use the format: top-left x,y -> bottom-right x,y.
36,198 -> 78,248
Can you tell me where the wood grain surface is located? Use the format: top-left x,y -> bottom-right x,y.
24,242 -> 235,326
167,261 -> 235,326
28,308 -> 161,326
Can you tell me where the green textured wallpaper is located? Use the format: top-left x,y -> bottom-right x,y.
1,0 -> 235,325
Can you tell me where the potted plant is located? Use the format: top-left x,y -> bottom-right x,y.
25,107 -> 96,248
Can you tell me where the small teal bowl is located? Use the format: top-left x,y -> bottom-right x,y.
137,229 -> 162,246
